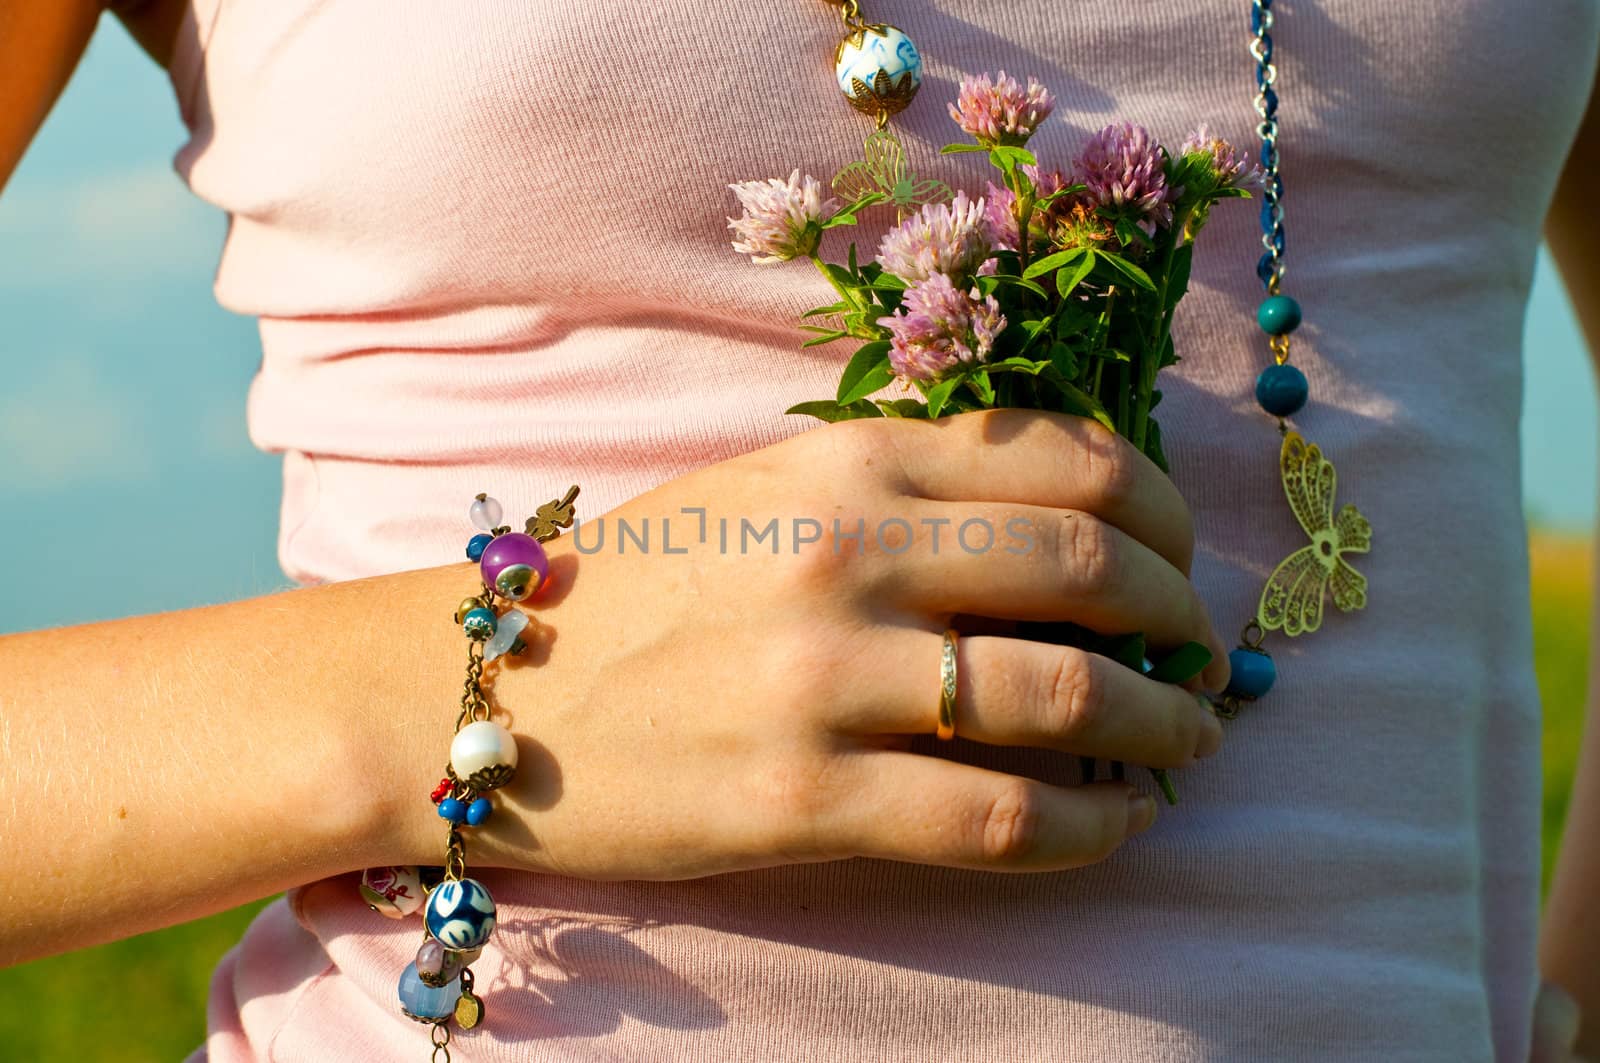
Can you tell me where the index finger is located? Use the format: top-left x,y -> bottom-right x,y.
877,409 -> 1196,577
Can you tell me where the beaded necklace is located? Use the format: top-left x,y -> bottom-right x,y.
817,0 -> 1374,719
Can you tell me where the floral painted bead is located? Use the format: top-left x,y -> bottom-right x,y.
479,532 -> 549,601
450,721 -> 519,791
425,878 -> 497,950
835,24 -> 922,118
359,866 -> 425,919
461,607 -> 498,641
398,961 -> 462,1021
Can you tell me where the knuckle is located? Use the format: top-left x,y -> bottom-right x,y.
1047,650 -> 1103,741
748,750 -> 844,860
1077,420 -> 1140,511
1059,514 -> 1117,595
977,781 -> 1044,864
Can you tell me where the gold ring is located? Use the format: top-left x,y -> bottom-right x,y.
937,629 -> 959,740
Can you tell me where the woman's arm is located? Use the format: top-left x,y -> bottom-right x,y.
0,563 -> 465,966
1,0 -> 185,192
1539,56 -> 1600,1058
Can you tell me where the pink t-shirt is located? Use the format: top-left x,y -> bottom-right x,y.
168,1 -> 1599,1058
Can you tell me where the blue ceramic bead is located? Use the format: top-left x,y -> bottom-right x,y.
1226,648 -> 1277,699
1255,363 -> 1309,417
461,607 -> 498,641
465,533 -> 493,562
1257,294 -> 1302,335
397,962 -> 461,1021
437,797 -> 467,824
466,797 -> 493,826
425,877 -> 497,950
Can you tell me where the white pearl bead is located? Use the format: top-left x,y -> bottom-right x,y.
469,495 -> 503,532
450,721 -> 518,790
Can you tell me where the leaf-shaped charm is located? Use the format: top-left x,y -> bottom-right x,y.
526,484 -> 581,542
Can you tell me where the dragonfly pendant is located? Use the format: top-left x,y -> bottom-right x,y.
831,127 -> 952,224
1256,431 -> 1373,637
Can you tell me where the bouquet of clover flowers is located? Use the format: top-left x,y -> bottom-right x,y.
728,73 -> 1263,803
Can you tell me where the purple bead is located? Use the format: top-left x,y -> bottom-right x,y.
479,532 -> 549,601
415,938 -> 466,987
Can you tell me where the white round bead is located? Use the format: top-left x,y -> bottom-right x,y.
469,496 -> 503,532
450,721 -> 519,791
835,25 -> 922,98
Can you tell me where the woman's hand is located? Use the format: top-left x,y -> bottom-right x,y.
465,409 -> 1230,882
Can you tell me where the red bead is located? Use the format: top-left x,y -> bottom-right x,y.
429,779 -> 452,804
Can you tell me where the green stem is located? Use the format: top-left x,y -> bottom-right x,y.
1131,209 -> 1193,452
1115,360 -> 1130,437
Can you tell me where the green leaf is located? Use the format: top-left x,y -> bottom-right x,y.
1055,381 -> 1116,432
1097,253 -> 1157,291
875,398 -> 930,418
985,357 -> 1050,376
940,143 -> 991,155
848,242 -> 859,277
799,302 -> 848,319
785,399 -> 885,422
839,361 -> 895,404
967,371 -> 996,405
1022,247 -> 1089,281
989,273 -> 1049,299
800,330 -> 848,348
925,376 -> 961,418
1101,633 -> 1148,672
1054,251 -> 1098,297
1048,342 -> 1079,379
1112,217 -> 1147,249
835,340 -> 892,403
1144,416 -> 1169,473
821,192 -> 888,230
1145,641 -> 1213,684
868,273 -> 909,291
987,145 -> 1038,170
1164,244 -> 1193,315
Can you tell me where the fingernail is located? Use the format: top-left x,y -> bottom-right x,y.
1194,694 -> 1224,759
1127,792 -> 1156,834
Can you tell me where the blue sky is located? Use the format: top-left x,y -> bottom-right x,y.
1,21 -> 1595,635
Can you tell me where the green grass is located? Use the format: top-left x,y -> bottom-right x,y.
0,533 -> 1592,1059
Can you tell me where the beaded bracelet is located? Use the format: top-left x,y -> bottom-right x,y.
357,486 -> 580,1062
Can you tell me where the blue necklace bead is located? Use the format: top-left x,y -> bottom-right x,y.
1255,363 -> 1309,417
425,877 -> 497,950
437,797 -> 468,824
465,533 -> 493,562
465,797 -> 493,826
398,961 -> 462,1021
1225,647 -> 1277,699
1256,294 -> 1302,335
